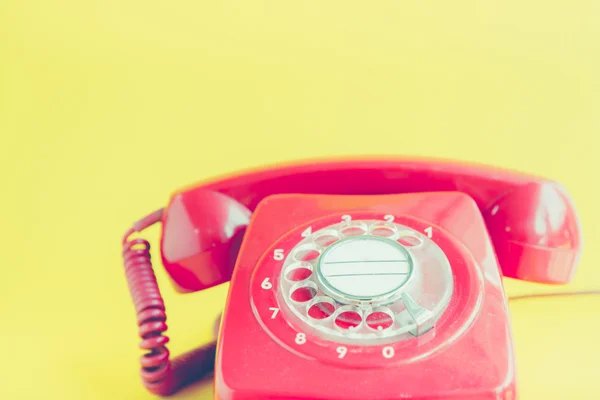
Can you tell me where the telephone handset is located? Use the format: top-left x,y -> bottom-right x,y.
122,157 -> 582,399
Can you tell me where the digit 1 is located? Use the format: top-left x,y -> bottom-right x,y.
424,226 -> 433,238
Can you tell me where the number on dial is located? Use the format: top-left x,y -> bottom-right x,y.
269,307 -> 279,319
301,227 -> 312,237
424,226 -> 433,238
295,332 -> 306,345
383,346 -> 395,359
261,278 -> 272,290
273,249 -> 284,260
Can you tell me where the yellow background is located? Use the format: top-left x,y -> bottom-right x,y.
1,1 -> 599,399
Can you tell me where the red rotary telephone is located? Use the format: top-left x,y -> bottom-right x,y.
121,157 -> 583,399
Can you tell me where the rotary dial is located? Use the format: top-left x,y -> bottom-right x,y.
277,216 -> 454,345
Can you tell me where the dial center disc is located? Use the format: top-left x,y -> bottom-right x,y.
316,236 -> 413,303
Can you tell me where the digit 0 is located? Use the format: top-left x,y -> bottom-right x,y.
382,346 -> 394,359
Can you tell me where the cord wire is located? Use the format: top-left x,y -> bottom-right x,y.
122,209 -> 217,396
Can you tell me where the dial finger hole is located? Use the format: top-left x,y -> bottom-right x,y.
369,224 -> 397,238
293,245 -> 321,262
365,307 -> 395,331
397,231 -> 423,248
290,282 -> 318,303
313,230 -> 341,247
284,262 -> 313,282
307,297 -> 336,320
340,222 -> 367,237
334,306 -> 363,330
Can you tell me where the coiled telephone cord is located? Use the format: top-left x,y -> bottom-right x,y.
122,210 -> 600,396
122,209 -> 216,396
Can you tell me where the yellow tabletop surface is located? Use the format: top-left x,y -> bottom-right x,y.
1,1 -> 599,399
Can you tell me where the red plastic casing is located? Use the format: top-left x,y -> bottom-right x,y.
159,157 -> 583,294
215,192 -> 516,400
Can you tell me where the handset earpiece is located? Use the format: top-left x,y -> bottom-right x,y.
483,181 -> 582,283
160,188 -> 251,293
